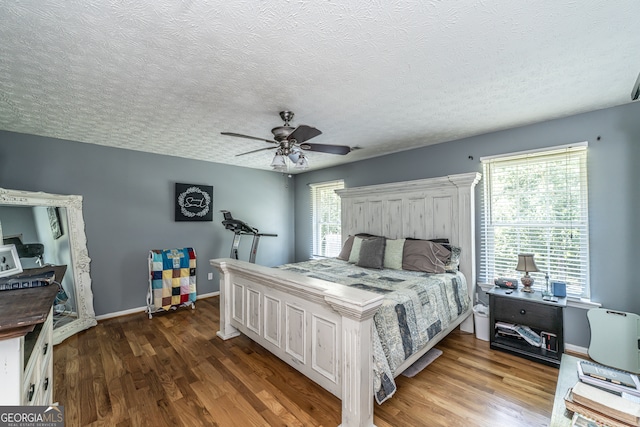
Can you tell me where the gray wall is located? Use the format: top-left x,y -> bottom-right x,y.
294,101 -> 640,348
0,131 -> 295,316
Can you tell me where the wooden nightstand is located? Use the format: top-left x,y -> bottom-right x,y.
488,287 -> 567,367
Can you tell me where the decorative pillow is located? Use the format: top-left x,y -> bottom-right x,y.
444,245 -> 461,272
348,236 -> 366,263
337,235 -> 355,260
338,233 -> 377,260
402,239 -> 451,273
357,237 -> 386,269
383,238 -> 405,269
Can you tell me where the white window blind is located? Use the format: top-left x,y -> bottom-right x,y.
310,180 -> 344,258
480,144 -> 590,298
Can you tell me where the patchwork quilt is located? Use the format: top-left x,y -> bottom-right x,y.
277,258 -> 469,404
149,248 -> 197,311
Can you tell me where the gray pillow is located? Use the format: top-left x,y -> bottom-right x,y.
357,237 -> 386,269
339,233 -> 377,261
337,235 -> 355,260
383,238 -> 405,269
402,239 -> 451,273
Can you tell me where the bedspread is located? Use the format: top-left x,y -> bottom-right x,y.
277,258 -> 469,404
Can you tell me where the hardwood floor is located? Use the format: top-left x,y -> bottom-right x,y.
54,296 -> 559,426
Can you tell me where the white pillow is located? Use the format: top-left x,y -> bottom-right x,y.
384,238 -> 405,269
348,236 -> 365,263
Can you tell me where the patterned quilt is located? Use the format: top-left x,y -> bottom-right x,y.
149,247 -> 197,311
277,258 -> 469,404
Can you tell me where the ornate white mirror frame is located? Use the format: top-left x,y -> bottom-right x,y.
0,188 -> 97,344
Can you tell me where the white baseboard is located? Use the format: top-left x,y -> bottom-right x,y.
565,343 -> 588,356
197,291 -> 220,299
96,306 -> 146,320
95,291 -> 220,321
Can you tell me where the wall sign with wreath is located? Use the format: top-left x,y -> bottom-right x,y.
174,183 -> 213,222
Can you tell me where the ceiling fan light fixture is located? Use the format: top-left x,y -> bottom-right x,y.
294,154 -> 309,170
271,152 -> 287,170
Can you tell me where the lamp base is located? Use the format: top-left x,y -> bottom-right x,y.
520,275 -> 535,293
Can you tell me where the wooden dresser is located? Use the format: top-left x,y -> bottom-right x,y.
0,285 -> 58,405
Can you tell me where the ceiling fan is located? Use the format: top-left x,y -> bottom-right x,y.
221,111 -> 351,171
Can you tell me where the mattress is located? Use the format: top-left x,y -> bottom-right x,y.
277,258 -> 469,404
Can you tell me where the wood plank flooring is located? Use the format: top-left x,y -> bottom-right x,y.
54,296 -> 559,426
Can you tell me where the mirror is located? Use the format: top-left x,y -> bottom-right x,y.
0,188 -> 96,344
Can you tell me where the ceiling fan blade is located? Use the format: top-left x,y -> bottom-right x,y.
221,132 -> 274,144
235,146 -> 277,157
287,125 -> 322,144
301,143 -> 351,155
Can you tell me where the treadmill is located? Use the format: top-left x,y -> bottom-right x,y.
220,210 -> 277,263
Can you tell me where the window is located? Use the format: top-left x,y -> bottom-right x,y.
310,180 -> 344,257
479,144 -> 589,298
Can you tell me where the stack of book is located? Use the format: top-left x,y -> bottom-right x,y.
564,360 -> 640,426
495,321 -> 545,347
0,270 -> 55,291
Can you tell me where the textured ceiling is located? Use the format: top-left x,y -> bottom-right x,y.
1,1 -> 639,173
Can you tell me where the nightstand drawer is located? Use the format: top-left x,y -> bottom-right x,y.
493,297 -> 560,331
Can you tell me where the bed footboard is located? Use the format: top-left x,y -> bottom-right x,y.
211,258 -> 383,427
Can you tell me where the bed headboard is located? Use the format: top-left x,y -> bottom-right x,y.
336,172 -> 481,304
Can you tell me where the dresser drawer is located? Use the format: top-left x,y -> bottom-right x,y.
21,308 -> 54,405
22,361 -> 40,405
493,296 -> 560,331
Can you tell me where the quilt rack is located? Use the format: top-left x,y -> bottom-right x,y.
147,247 -> 197,319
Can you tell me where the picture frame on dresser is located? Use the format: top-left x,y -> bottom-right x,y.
0,244 -> 23,278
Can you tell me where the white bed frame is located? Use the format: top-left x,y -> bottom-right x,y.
211,172 -> 481,427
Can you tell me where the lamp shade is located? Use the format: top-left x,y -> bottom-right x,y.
271,153 -> 286,170
515,253 -> 539,273
294,154 -> 309,170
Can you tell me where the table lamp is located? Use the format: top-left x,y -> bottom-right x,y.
516,253 -> 538,293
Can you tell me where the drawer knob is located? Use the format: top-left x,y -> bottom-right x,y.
520,309 -> 526,315
28,383 -> 35,402
44,378 -> 49,391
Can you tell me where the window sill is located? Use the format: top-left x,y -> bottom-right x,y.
566,297 -> 601,310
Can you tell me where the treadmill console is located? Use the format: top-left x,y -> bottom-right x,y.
220,210 -> 258,234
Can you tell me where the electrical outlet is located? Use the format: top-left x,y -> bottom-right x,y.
207,273 -> 213,280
